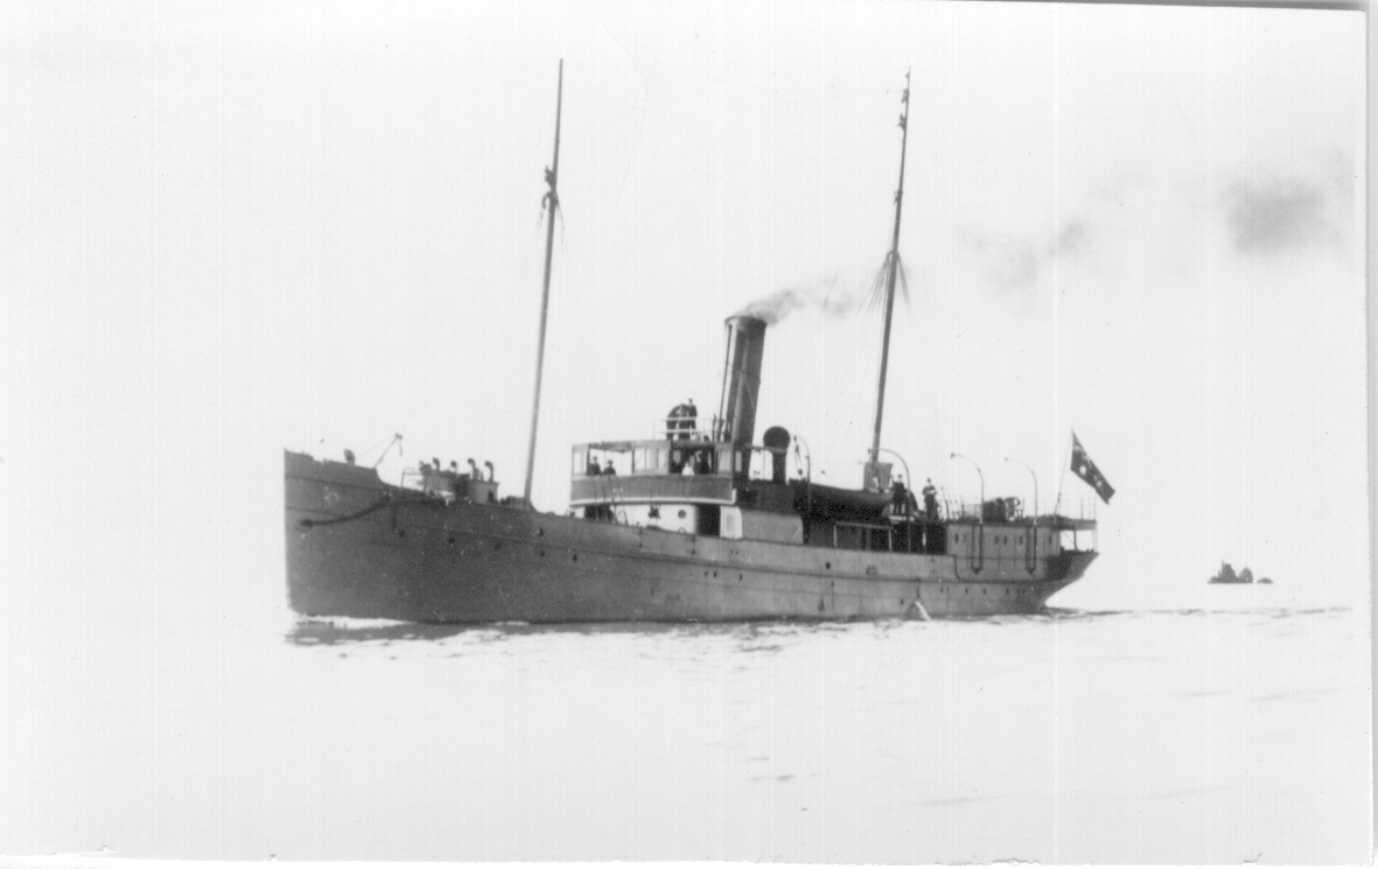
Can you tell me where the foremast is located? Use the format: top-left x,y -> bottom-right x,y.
522,59 -> 564,505
865,69 -> 912,492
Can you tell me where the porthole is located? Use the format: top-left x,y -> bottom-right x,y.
447,535 -> 456,546
572,553 -> 578,562
678,509 -> 687,519
825,562 -> 832,570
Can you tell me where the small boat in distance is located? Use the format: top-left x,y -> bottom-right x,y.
283,64 -> 1106,622
1209,562 -> 1272,585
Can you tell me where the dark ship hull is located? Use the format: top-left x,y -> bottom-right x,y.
286,451 -> 1097,622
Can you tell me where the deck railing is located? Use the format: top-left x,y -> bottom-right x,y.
659,412 -> 724,441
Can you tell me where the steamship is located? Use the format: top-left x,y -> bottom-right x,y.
283,66 -> 1101,622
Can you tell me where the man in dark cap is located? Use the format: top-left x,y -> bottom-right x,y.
921,478 -> 938,520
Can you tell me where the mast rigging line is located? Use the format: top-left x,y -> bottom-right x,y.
867,251 -> 910,313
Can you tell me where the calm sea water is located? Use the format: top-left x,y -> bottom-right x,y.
3,587 -> 1370,864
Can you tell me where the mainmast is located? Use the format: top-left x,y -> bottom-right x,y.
866,69 -> 911,491
522,59 -> 564,505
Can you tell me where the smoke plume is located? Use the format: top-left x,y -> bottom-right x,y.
960,217 -> 1093,294
1222,152 -> 1353,255
734,275 -> 865,325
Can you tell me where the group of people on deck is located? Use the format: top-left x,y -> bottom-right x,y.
585,457 -> 617,476
584,449 -> 713,477
891,476 -> 940,520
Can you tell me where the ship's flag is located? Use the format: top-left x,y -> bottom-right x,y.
1071,432 -> 1115,504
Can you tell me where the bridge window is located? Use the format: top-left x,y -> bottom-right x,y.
630,446 -> 649,473
585,446 -> 632,476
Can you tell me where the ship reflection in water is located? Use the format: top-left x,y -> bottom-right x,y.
285,613 -> 886,649
283,605 -> 1122,647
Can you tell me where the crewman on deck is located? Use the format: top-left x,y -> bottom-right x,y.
603,459 -> 617,476
922,478 -> 938,520
891,476 -> 909,516
586,456 -> 602,476
693,449 -> 712,474
665,399 -> 698,440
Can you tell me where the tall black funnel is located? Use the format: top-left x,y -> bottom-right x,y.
716,315 -> 767,447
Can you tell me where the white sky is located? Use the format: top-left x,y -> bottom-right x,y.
0,0 -> 1367,612
0,4 -> 1370,862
